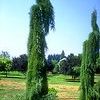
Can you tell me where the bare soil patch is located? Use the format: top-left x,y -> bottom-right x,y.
0,80 -> 25,90
49,84 -> 79,100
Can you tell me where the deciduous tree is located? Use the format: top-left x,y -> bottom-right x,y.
0,53 -> 12,77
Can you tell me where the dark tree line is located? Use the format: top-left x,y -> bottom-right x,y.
0,51 -> 82,77
12,54 -> 28,73
46,51 -> 82,78
0,51 -> 28,77
58,53 -> 82,78
46,54 -> 61,71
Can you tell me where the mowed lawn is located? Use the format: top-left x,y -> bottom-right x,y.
0,72 -> 26,100
48,74 -> 80,100
0,72 -> 99,100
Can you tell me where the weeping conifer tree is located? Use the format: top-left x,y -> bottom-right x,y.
80,10 -> 100,100
26,0 -> 55,100
80,40 -> 88,100
87,10 -> 100,99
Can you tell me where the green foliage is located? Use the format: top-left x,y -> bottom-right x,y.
58,53 -> 81,75
80,10 -> 100,100
96,57 -> 100,67
80,41 -> 87,100
0,51 -> 10,58
96,56 -> 100,67
91,9 -> 99,32
26,0 -> 55,99
0,55 -> 12,77
72,66 -> 80,79
46,54 -> 61,72
67,54 -> 81,75
60,50 -> 65,59
96,56 -> 100,73
52,60 -> 59,74
42,88 -> 57,100
12,54 -> 28,73
59,58 -> 67,74
53,65 -> 59,74
36,0 -> 55,35
93,80 -> 100,100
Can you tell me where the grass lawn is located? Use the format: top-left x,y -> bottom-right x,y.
48,74 -> 80,99
0,71 -> 26,100
48,74 -> 80,86
0,71 -> 99,100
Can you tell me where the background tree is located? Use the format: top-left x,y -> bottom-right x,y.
26,0 -> 55,99
59,58 -> 67,74
52,60 -> 59,74
66,53 -> 81,76
12,54 -> 27,74
60,50 -> 65,59
0,51 -> 12,77
46,54 -> 61,72
72,66 -> 80,79
57,53 -> 81,76
0,51 -> 10,58
67,54 -> 76,74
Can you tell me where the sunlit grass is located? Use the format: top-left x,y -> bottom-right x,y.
48,74 -> 80,86
0,72 -> 99,100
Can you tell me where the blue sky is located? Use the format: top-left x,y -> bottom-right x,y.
0,0 -> 100,57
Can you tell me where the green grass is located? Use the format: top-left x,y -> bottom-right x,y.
48,74 -> 80,86
94,74 -> 100,82
0,71 -> 26,100
0,71 -> 100,100
0,71 -> 26,79
0,81 -> 25,100
0,89 -> 25,100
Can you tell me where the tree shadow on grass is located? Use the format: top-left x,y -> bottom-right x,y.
7,76 -> 26,79
0,76 -> 26,79
66,79 -> 80,82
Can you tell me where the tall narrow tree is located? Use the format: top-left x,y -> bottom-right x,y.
26,0 -> 55,100
60,50 -> 65,59
80,40 -> 88,100
80,10 -> 100,100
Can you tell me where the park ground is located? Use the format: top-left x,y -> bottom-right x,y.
0,72 -> 99,100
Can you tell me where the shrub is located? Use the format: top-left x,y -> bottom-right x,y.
41,88 -> 58,100
71,66 -> 80,79
53,64 -> 59,74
